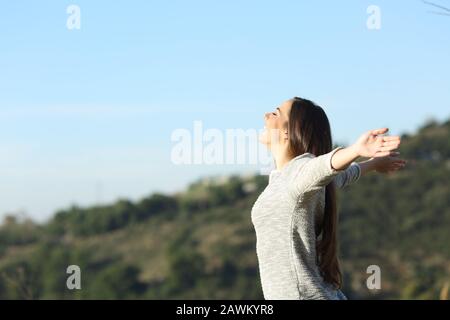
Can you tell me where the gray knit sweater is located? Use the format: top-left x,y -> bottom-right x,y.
251,147 -> 361,300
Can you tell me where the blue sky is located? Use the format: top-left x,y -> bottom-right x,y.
1,0 -> 449,222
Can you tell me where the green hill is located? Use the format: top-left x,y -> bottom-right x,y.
0,118 -> 449,299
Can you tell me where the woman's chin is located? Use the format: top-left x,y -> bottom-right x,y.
258,134 -> 269,146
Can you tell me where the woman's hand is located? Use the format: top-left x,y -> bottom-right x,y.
358,151 -> 407,176
330,128 -> 402,171
352,128 -> 401,158
371,152 -> 407,174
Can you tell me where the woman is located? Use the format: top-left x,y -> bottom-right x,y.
251,97 -> 405,300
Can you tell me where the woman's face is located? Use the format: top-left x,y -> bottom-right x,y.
259,99 -> 292,146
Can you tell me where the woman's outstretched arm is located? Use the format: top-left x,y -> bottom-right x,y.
289,128 -> 401,197
358,153 -> 406,176
331,128 -> 401,171
334,152 -> 407,188
333,162 -> 361,189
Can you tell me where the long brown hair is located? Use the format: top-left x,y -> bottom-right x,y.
287,96 -> 342,289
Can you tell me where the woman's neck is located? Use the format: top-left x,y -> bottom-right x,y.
273,149 -> 294,171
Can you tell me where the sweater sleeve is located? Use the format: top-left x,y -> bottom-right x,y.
290,146 -> 348,198
333,162 -> 361,189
